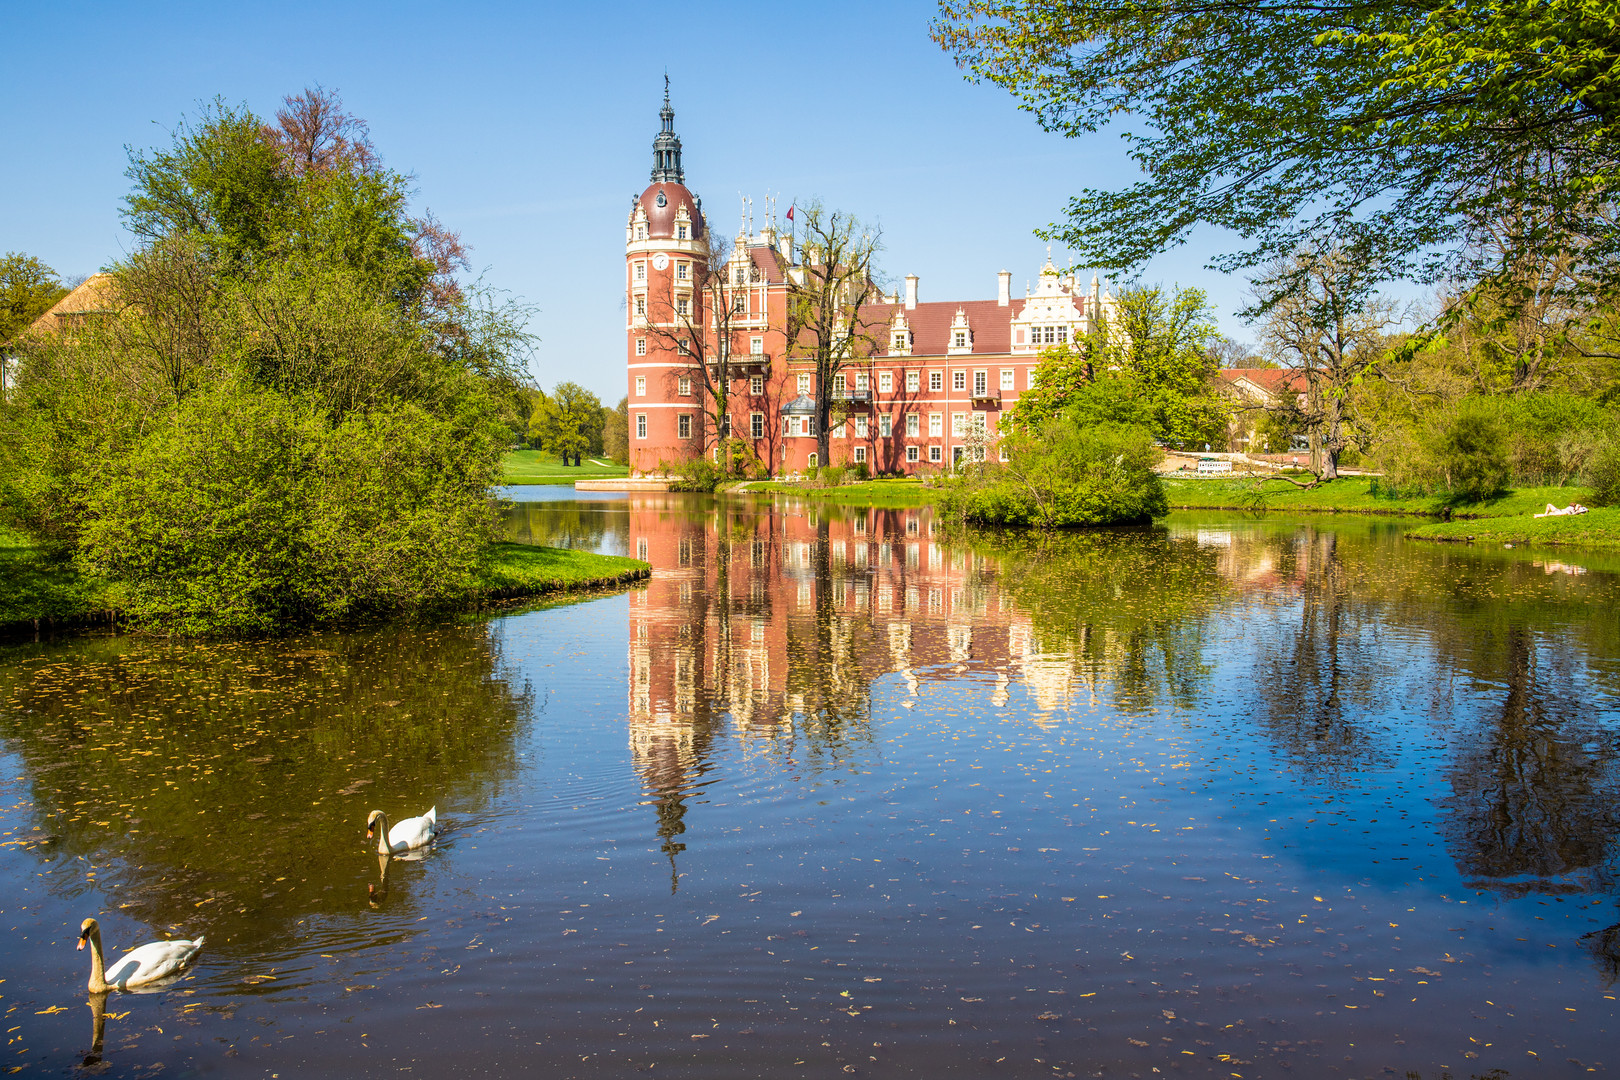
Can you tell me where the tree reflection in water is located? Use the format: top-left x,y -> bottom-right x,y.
626,501 -> 1620,974
0,622 -> 537,942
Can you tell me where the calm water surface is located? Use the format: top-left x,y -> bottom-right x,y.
2,493 -> 1618,1078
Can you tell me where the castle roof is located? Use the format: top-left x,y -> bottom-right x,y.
633,182 -> 705,241
857,299 -> 1012,356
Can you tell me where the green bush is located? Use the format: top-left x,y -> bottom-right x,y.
1433,401 -> 1509,501
940,420 -> 1168,528
1586,434 -> 1620,507
78,384 -> 500,634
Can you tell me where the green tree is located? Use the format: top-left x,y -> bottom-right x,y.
1014,283 -> 1227,447
602,395 -> 629,463
933,0 -> 1620,305
1,252 -> 69,343
530,382 -> 603,466
0,90 -> 527,632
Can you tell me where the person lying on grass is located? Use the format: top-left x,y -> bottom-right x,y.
1534,503 -> 1589,518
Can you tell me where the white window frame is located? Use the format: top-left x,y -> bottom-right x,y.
678,413 -> 692,439
906,413 -> 919,436
974,370 -> 988,396
929,371 -> 943,392
929,413 -> 943,437
750,336 -> 763,355
906,445 -> 919,462
953,370 -> 967,391
635,338 -> 647,357
907,372 -> 920,392
636,414 -> 647,439
853,446 -> 866,464
634,261 -> 646,282
678,376 -> 691,397
879,414 -> 892,437
879,372 -> 893,393
636,375 -> 647,396
751,412 -> 764,439
750,375 -> 764,395
1001,369 -> 1014,390
798,373 -> 811,395
929,445 -> 942,463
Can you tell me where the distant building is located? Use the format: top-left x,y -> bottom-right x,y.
26,273 -> 118,336
625,91 -> 1118,477
1215,367 -> 1308,452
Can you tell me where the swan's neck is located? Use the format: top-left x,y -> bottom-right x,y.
85,929 -> 108,993
373,814 -> 391,855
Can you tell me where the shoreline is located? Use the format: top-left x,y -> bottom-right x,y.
0,533 -> 649,639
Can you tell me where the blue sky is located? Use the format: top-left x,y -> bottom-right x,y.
2,0 -> 1259,403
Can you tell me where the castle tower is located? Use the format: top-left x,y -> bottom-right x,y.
627,82 -> 708,476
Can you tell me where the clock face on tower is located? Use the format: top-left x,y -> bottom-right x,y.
651,253 -> 669,271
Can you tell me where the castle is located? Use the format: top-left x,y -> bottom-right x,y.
625,89 -> 1115,477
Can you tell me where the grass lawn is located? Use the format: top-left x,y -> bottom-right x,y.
737,478 -> 943,507
1405,507 -> 1620,549
501,449 -> 628,483
1163,476 -> 1591,519
471,543 -> 650,599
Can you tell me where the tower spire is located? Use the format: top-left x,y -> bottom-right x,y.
651,80 -> 684,184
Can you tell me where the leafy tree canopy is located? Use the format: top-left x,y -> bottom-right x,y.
1015,283 -> 1228,446
0,253 -> 69,343
933,0 -> 1620,300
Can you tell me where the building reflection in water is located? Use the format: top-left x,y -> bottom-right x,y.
624,496 -> 1087,890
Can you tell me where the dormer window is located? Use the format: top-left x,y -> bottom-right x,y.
636,223 -> 647,240
893,333 -> 907,352
733,292 -> 746,313
953,331 -> 967,349
677,223 -> 688,240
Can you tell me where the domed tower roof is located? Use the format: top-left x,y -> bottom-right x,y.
628,82 -> 704,241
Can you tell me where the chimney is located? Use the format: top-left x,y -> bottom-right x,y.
779,231 -> 793,263
997,270 -> 1011,306
904,274 -> 919,310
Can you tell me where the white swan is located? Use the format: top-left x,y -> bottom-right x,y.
366,806 -> 437,855
77,918 -> 204,992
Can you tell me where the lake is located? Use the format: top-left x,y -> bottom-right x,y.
1,490 -> 1617,1078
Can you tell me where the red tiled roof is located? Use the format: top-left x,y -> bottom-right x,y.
857,298 -> 1013,356
748,244 -> 785,284
1217,367 -> 1307,395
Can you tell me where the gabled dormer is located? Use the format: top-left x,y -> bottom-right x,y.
889,309 -> 912,356
947,307 -> 974,354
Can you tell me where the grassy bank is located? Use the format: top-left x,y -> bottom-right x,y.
502,449 -> 628,484
1405,508 -> 1620,549
737,478 -> 942,507
1,523 -> 648,635
1163,476 -> 1590,519
472,543 -> 650,599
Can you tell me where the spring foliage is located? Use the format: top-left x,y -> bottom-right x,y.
0,91 -> 528,633
940,420 -> 1167,528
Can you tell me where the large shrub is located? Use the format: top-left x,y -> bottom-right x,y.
77,385 -> 500,633
941,420 -> 1167,527
1433,400 -> 1509,501
0,91 -> 527,634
